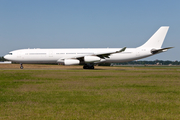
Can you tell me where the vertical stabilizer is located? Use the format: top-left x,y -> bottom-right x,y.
139,26 -> 169,48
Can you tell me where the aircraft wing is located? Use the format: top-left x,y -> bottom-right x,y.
151,47 -> 173,54
95,47 -> 126,58
58,47 -> 126,61
73,47 -> 126,59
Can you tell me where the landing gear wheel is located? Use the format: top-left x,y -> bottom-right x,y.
83,65 -> 88,69
20,63 -> 23,69
90,66 -> 94,69
83,64 -> 94,69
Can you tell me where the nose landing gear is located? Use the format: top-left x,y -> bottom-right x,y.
20,63 -> 23,69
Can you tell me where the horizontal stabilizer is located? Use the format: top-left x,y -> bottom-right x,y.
151,47 -> 173,54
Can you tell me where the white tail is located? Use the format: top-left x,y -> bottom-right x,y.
139,26 -> 169,48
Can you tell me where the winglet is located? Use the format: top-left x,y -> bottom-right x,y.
116,47 -> 126,53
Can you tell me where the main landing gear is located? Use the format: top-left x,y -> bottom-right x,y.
83,64 -> 94,69
20,63 -> 24,69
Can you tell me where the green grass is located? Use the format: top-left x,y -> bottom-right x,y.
0,67 -> 180,119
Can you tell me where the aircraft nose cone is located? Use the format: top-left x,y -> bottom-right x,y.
4,55 -> 9,60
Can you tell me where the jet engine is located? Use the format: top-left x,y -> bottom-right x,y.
64,59 -> 80,65
84,56 -> 101,63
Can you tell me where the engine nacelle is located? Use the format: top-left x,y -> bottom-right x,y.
84,56 -> 101,63
64,59 -> 80,65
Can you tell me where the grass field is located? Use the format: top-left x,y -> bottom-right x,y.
0,64 -> 180,119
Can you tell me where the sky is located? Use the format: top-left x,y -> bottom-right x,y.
0,0 -> 180,61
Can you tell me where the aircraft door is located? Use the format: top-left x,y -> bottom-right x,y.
49,51 -> 53,57
136,49 -> 140,57
17,52 -> 22,58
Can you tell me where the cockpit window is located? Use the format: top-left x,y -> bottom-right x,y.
8,53 -> 13,55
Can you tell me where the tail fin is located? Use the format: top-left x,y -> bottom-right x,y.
139,26 -> 169,48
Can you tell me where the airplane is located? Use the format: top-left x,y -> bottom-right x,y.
4,26 -> 173,69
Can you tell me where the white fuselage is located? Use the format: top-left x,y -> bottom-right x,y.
4,47 -> 153,64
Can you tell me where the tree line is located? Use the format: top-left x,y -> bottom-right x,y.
111,60 -> 180,66
0,57 -> 6,61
